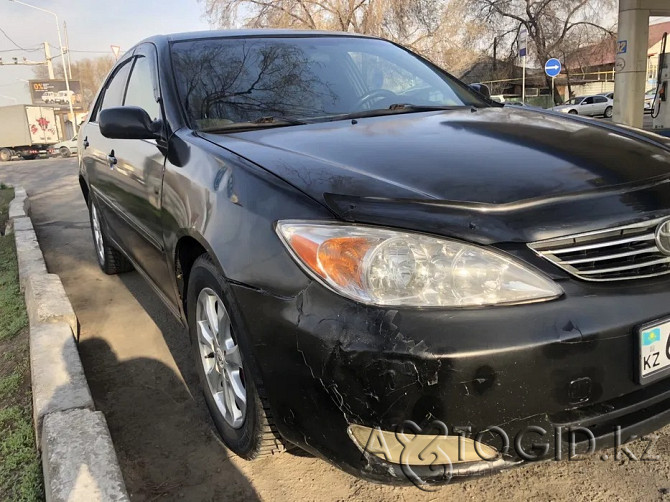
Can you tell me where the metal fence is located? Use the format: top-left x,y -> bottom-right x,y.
478,70 -> 616,89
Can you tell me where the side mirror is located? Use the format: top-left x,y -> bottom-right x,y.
99,106 -> 161,140
469,83 -> 491,99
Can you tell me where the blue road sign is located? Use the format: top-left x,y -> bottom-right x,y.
545,58 -> 562,78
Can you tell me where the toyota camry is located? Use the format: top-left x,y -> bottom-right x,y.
78,30 -> 670,485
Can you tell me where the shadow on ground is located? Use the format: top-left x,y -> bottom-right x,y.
78,337 -> 261,501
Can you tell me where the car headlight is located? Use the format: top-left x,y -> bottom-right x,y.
275,221 -> 562,307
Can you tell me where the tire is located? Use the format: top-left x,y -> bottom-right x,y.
187,254 -> 285,459
0,148 -> 11,162
568,109 -> 578,115
59,146 -> 71,158
87,196 -> 133,274
604,106 -> 613,118
21,154 -> 37,160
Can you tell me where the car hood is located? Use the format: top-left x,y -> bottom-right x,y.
202,107 -> 670,243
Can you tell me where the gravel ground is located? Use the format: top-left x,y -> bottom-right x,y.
2,157 -> 670,501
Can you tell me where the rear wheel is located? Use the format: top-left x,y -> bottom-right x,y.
604,106 -> 613,118
88,196 -> 133,274
187,255 -> 285,459
59,146 -> 71,158
0,148 -> 11,162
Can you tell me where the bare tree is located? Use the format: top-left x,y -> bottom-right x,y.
201,0 -> 485,75
471,0 -> 615,101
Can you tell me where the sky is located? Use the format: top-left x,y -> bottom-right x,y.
0,0 -> 212,104
0,2 -> 669,106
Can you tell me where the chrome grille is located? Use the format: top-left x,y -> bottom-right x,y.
528,218 -> 670,282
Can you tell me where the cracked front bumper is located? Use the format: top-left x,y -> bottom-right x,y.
230,275 -> 670,484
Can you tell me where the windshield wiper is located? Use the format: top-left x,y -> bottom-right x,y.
387,103 -> 475,112
199,115 -> 309,133
253,116 -> 308,125
324,104 -> 476,122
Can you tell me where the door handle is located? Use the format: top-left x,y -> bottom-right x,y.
107,151 -> 117,169
83,136 -> 89,149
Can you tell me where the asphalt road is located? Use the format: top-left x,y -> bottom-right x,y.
2,157 -> 670,501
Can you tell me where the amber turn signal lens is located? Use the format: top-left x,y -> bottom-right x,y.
289,234 -> 374,284
317,237 -> 373,287
289,234 -> 322,277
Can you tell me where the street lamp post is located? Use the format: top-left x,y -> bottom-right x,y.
9,0 -> 76,126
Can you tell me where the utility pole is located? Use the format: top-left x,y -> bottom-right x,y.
63,21 -> 72,80
522,55 -> 526,103
44,42 -> 54,79
10,1 -> 75,127
519,28 -> 528,104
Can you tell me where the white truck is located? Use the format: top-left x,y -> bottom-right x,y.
0,105 -> 59,161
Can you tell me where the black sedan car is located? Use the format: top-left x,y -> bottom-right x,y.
79,30 -> 670,485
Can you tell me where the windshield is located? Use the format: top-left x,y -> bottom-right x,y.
564,97 -> 585,105
170,36 -> 488,131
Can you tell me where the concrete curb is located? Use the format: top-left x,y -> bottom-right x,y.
30,322 -> 94,441
42,409 -> 128,502
25,274 -> 79,338
8,186 -> 130,502
13,218 -> 47,291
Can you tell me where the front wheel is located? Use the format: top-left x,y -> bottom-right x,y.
568,109 -> 578,115
604,106 -> 613,118
187,255 -> 285,459
59,146 -> 71,158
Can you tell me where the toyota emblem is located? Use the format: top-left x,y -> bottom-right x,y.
655,219 -> 670,256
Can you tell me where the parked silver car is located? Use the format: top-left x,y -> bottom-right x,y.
552,95 -> 614,118
52,135 -> 77,158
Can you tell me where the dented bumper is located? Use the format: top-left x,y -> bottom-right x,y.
231,276 -> 670,483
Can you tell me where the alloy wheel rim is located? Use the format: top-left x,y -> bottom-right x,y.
196,287 -> 247,428
91,205 -> 105,264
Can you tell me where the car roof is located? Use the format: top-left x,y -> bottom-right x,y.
138,29 -> 379,46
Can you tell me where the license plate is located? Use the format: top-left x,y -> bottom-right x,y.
639,319 -> 670,383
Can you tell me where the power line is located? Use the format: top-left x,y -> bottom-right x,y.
46,42 -> 122,55
0,48 -> 42,53
0,26 -> 40,52
70,49 -> 120,54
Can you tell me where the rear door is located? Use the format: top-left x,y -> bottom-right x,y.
592,95 -> 608,115
25,106 -> 58,144
100,44 -> 176,305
